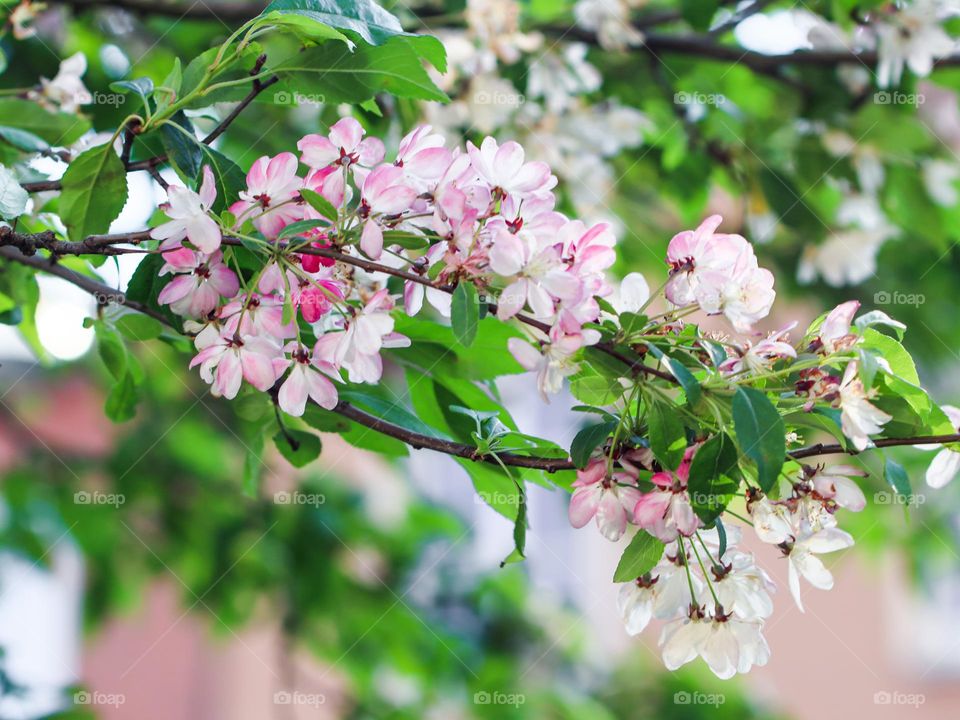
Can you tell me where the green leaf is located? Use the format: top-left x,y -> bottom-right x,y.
300,187 -> 338,221
732,387 -> 785,492
159,113 -> 202,180
97,326 -> 127,380
460,459 -> 522,521
260,0 -> 446,70
570,420 -> 617,469
338,388 -> 447,439
0,99 -> 90,145
59,143 -> 129,239
109,77 -> 154,110
271,37 -> 448,104
243,432 -> 265,497
451,282 -> 479,347
687,433 -> 740,523
104,371 -> 139,422
681,0 -> 720,31
613,531 -> 665,582
759,167 -> 823,234
195,145 -> 247,215
0,164 -> 27,219
648,401 -> 686,470
115,314 -> 163,341
277,218 -> 331,239
0,126 -> 49,153
884,458 -> 911,500
273,429 -> 322,468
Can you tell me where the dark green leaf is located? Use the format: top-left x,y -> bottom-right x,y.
648,401 -> 686,470
732,387 -> 785,492
687,433 -> 741,523
273,429 -> 322,468
451,281 -> 479,347
570,420 -> 617,469
300,187 -> 339,221
104,372 -> 139,423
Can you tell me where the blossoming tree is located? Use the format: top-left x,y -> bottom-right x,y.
2,0 -> 960,683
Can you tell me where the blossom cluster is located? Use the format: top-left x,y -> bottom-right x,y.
573,440 -> 869,677
150,118 -> 653,412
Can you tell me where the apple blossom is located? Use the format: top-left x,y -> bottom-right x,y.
230,152 -> 303,238
150,166 -> 222,253
298,117 -> 385,175
632,448 -> 700,542
916,405 -> 960,488
839,361 -> 893,451
277,343 -> 340,417
156,248 -> 239,318
568,458 -> 643,541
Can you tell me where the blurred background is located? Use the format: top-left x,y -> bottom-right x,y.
3,0 -> 960,718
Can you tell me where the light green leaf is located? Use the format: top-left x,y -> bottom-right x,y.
613,531 -> 665,582
260,0 -> 446,70
271,37 -> 448,104
59,143 -> 129,239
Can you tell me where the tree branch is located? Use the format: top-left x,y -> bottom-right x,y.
0,245 -> 173,325
4,239 -> 959,471
0,228 -> 677,383
789,434 -> 960,460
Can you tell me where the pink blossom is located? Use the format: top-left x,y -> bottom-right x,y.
719,322 -> 798,375
277,343 -> 340,416
633,448 -> 701,542
489,227 -> 581,319
150,165 -> 221,253
568,458 -> 644,541
189,330 -> 281,399
220,294 -> 294,340
314,289 -> 410,383
467,136 -> 556,199
358,165 -> 417,259
665,215 -> 775,331
395,124 -> 452,190
229,152 -> 303,239
815,300 -> 860,353
507,326 -> 586,400
156,248 -> 238,318
298,117 -> 385,173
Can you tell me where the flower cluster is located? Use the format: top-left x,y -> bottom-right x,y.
150,118 -> 637,411
575,441 -> 867,677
